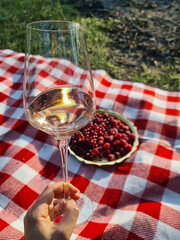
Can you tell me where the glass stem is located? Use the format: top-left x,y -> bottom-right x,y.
57,138 -> 70,202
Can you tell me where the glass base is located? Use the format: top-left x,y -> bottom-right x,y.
76,193 -> 93,226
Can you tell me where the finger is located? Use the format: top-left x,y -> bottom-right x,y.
55,199 -> 79,239
36,182 -> 64,205
35,182 -> 80,206
49,199 -> 65,221
49,192 -> 81,221
30,182 -> 80,219
56,182 -> 80,200
64,182 -> 69,200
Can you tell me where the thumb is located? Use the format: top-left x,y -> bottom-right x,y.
55,199 -> 79,239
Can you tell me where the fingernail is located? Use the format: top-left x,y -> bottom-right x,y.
75,193 -> 81,199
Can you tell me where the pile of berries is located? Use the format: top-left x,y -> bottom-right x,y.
70,112 -> 136,162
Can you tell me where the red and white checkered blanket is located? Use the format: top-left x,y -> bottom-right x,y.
0,49 -> 180,240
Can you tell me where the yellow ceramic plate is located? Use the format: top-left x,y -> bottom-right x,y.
69,109 -> 139,166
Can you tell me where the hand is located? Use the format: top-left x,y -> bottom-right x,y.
24,182 -> 81,240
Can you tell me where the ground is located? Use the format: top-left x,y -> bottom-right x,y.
76,0 -> 180,90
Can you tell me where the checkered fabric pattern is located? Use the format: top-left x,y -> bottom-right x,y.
0,49 -> 180,240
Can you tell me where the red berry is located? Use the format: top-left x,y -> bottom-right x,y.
107,135 -> 114,142
98,136 -> 104,141
119,128 -> 124,133
98,140 -> 104,146
109,128 -> 115,135
84,152 -> 90,159
98,130 -> 105,135
113,140 -> 121,148
92,148 -> 99,155
124,144 -> 132,154
129,133 -> 135,142
108,154 -> 115,161
114,133 -> 122,140
103,142 -> 110,150
103,113 -> 109,118
99,152 -> 103,158
111,120 -> 118,127
104,135 -> 109,142
119,139 -> 127,147
110,116 -> 114,121
123,125 -> 129,131
117,120 -> 122,126
110,146 -> 115,153
113,128 -> 118,134
114,151 -> 120,158
90,139 -> 96,146
122,133 -> 129,142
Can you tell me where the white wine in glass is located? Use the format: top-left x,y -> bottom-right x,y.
23,21 -> 96,225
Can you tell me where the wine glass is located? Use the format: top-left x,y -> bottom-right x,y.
23,20 -> 96,225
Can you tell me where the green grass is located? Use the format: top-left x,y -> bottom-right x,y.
0,0 -> 179,91
0,0 -> 64,51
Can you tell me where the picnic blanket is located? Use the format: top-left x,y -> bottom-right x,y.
0,49 -> 180,240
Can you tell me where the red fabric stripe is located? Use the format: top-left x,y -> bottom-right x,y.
80,222 -> 108,239
70,175 -> 90,193
0,92 -> 8,102
0,173 -> 11,185
100,188 -> 122,208
148,166 -> 170,187
39,162 -> 60,180
0,142 -> 11,156
101,77 -> 111,87
12,185 -> 39,209
166,108 -> 180,116
155,145 -> 173,159
137,199 -> 161,219
161,124 -> 177,139
14,149 -> 34,163
7,66 -> 19,74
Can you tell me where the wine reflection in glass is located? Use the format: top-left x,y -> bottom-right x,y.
23,21 -> 96,225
